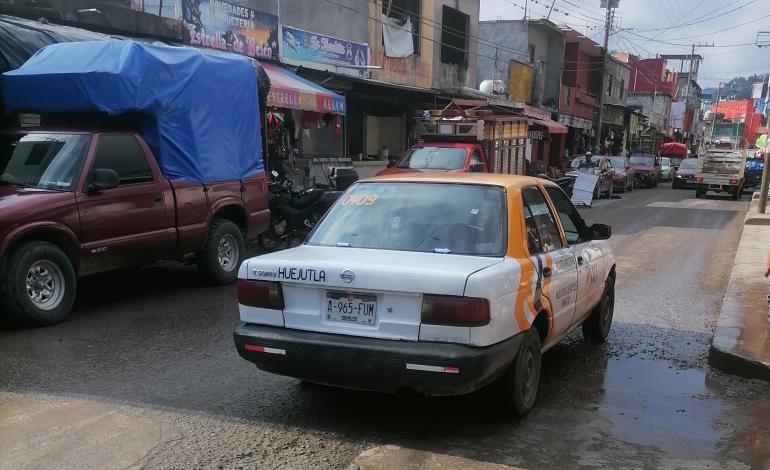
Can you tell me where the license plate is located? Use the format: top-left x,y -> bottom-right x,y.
325,292 -> 377,325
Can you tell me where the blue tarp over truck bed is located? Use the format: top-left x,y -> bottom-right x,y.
1,40 -> 263,183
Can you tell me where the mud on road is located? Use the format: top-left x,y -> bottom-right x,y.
1,184 -> 769,470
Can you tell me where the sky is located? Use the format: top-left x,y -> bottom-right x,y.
480,0 -> 770,89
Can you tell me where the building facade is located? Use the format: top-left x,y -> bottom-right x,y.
560,28 -> 602,157
476,19 -> 566,170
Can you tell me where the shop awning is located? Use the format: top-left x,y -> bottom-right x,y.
261,63 -> 346,115
531,118 -> 568,134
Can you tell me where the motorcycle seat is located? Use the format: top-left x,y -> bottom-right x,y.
290,190 -> 324,210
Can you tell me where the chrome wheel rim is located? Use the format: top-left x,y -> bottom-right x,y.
217,234 -> 239,272
26,260 -> 65,310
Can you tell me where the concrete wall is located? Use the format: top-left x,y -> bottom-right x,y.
280,0 -> 367,44
670,101 -> 685,130
431,0 -> 480,93
544,29 -> 564,109
629,92 -> 670,130
528,22 -> 563,109
477,20 -> 528,87
604,57 -> 630,107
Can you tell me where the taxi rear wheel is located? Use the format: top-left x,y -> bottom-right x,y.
493,328 -> 542,417
582,276 -> 615,343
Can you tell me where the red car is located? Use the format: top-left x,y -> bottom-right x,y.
607,156 -> 634,192
375,143 -> 488,176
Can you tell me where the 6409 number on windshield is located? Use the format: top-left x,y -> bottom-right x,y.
325,292 -> 376,325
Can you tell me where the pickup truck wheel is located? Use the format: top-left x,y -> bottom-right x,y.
492,328 -> 542,417
197,219 -> 244,285
1,241 -> 76,327
582,276 -> 615,343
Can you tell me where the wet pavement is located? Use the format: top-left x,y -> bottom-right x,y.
1,183 -> 770,469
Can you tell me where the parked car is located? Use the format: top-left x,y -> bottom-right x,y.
660,157 -> 674,182
672,158 -> 699,189
566,155 -> 615,198
607,156 -> 634,192
0,41 -> 269,326
630,154 -> 661,187
234,173 -> 615,417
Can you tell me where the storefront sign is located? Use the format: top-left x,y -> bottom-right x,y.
182,0 -> 278,61
528,130 -> 545,140
281,26 -> 369,68
268,89 -> 346,114
559,114 -> 593,130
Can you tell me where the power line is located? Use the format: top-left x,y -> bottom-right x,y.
633,0 -> 757,34
621,30 -> 757,48
639,13 -> 770,42
324,0 -> 607,73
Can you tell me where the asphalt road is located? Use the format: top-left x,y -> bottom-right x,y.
2,182 -> 769,470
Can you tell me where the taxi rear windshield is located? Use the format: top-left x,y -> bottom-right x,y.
307,182 -> 506,256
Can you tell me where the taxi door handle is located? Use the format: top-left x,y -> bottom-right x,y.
542,267 -> 552,278
577,256 -> 584,265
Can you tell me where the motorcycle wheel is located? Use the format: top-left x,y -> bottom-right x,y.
259,232 -> 280,251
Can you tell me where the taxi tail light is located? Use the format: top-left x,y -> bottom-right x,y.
421,295 -> 490,327
237,279 -> 284,310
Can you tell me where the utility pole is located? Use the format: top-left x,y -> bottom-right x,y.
758,71 -> 770,213
683,44 -> 695,142
524,0 -> 528,20
547,0 -> 557,20
709,82 -> 721,141
683,43 -> 713,143
756,33 -> 770,213
593,1 -> 615,152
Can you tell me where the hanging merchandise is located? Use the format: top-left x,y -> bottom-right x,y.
266,110 -> 285,125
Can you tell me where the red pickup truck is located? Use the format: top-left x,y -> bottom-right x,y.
376,142 -> 489,176
375,99 -> 528,177
0,130 -> 269,326
1,40 -> 270,326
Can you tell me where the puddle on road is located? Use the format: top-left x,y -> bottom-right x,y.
598,358 -> 722,458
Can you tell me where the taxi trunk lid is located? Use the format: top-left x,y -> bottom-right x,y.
244,245 -> 503,341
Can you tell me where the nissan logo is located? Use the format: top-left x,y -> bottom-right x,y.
340,269 -> 355,283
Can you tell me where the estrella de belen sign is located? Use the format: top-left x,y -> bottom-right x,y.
182,0 -> 279,61
280,25 -> 369,69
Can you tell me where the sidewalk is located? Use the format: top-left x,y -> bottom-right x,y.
709,208 -> 770,381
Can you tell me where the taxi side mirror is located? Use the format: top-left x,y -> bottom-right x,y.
590,223 -> 611,240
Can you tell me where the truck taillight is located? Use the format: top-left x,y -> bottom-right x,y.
729,178 -> 738,184
421,295 -> 490,327
695,176 -> 702,182
237,279 -> 284,310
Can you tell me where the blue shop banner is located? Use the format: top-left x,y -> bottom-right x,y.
281,25 -> 369,68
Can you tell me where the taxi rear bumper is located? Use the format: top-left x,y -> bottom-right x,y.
234,323 -> 523,396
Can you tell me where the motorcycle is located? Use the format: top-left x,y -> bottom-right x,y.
259,171 -> 353,250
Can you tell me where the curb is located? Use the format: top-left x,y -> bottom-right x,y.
708,213 -> 770,382
709,343 -> 770,382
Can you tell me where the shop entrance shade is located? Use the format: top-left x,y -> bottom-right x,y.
261,63 -> 346,115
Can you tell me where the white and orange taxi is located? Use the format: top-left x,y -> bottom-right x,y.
234,174 -> 615,415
